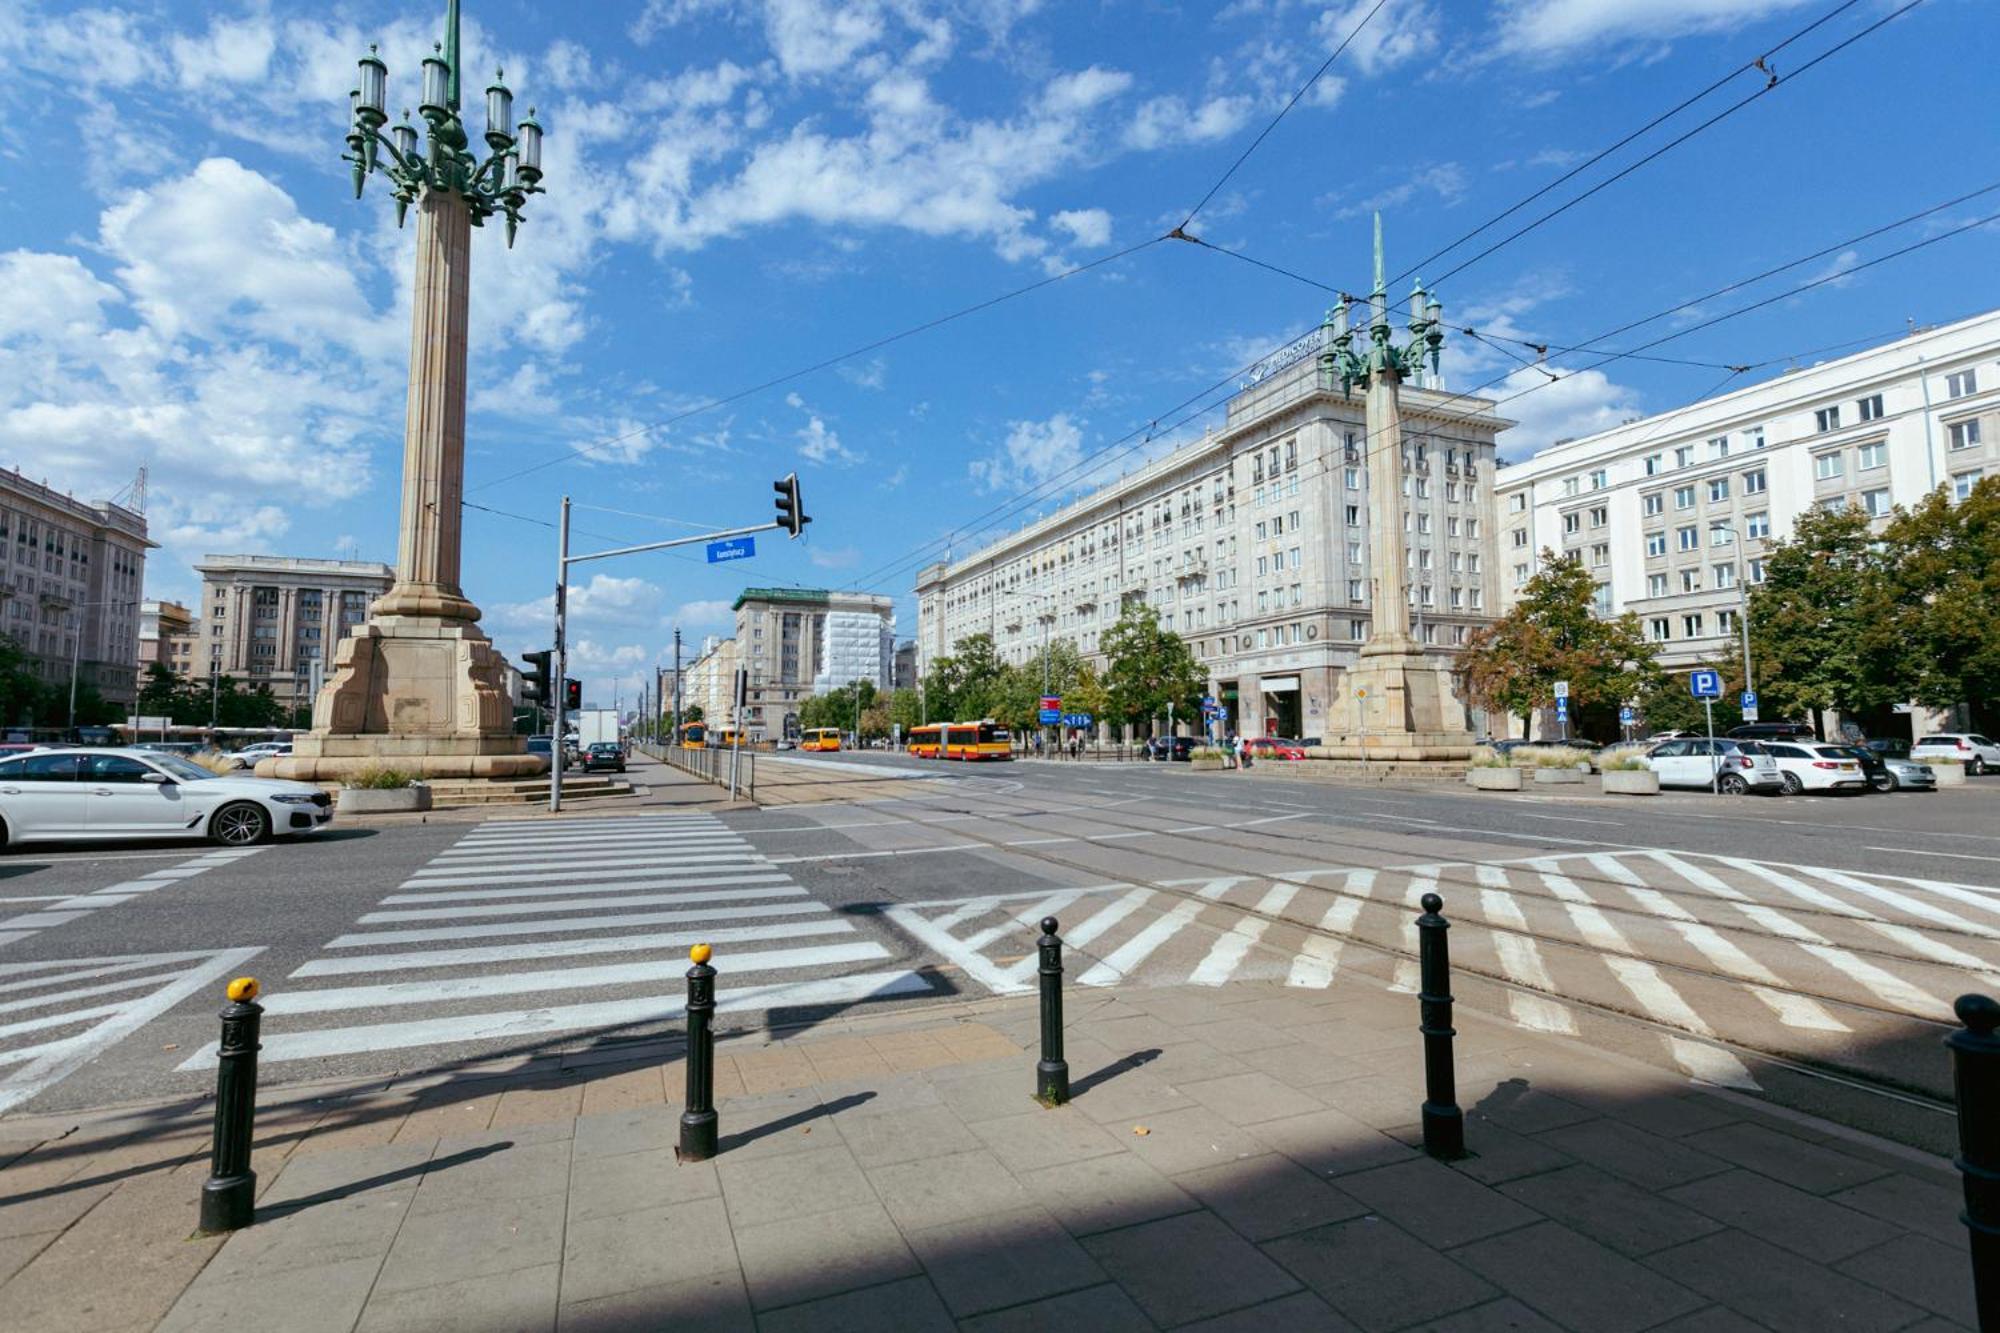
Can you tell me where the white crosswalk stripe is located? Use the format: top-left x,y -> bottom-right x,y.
179,814 -> 934,1071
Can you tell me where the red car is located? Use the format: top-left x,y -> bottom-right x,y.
1246,737 -> 1308,760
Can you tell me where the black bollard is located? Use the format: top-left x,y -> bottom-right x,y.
679,943 -> 719,1162
1415,894 -> 1466,1160
198,976 -> 264,1234
1948,994 -> 2000,1329
1036,917 -> 1070,1105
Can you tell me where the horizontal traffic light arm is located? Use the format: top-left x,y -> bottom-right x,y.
564,519 -> 786,568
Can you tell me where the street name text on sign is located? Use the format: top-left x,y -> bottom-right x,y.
706,537 -> 755,564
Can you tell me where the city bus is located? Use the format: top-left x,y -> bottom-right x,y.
800,727 -> 842,753
678,721 -> 707,750
907,720 -> 1013,761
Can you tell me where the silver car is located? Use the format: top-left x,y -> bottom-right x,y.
1882,756 -> 1937,791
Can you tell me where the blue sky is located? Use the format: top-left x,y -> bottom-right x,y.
1,0 -> 1992,704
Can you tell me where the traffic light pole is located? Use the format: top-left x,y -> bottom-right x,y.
551,497 -> 570,813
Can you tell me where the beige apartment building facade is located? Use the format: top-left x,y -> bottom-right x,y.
196,555 -> 395,714
916,336 -> 1508,739
0,467 -> 151,712
137,599 -> 197,679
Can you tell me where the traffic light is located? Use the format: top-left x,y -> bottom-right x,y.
520,650 -> 552,706
774,472 -> 809,537
564,678 -> 582,711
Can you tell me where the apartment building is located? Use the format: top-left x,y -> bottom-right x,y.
0,467 -> 151,711
733,588 -> 894,742
915,331 -> 1508,738
679,634 -> 739,730
137,599 -> 197,679
195,555 -> 395,713
1495,309 -> 2000,732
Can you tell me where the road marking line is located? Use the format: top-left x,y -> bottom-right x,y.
1663,922 -> 1850,1032
407,858 -> 767,887
1797,945 -> 1950,1017
1602,956 -> 1712,1035
1645,851 -> 1750,902
382,873 -> 790,905
327,901 -> 833,948
964,891 -> 1089,951
1745,987 -> 1851,1033
1664,1036 -> 1761,1091
1287,935 -> 1340,989
294,920 -> 859,977
1863,847 -> 2000,864
1078,878 -> 1241,987
359,885 -> 810,923
1709,857 -> 1875,919
1731,904 -> 1829,943
1794,866 -> 2000,938
1861,921 -> 2000,976
0,969 -> 195,1016
178,969 -> 937,1069
1585,854 -> 1699,923
1188,882 -> 1298,988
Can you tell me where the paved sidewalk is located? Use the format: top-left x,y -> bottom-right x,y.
0,973 -> 1974,1331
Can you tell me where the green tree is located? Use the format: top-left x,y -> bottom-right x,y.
1744,504 -> 1904,734
921,632 -> 1007,721
1880,478 -> 2000,727
885,687 -> 923,734
1455,551 -> 1660,739
1101,603 -> 1204,733
0,635 -> 45,726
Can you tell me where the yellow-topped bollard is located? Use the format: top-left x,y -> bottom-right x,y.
227,976 -> 261,1003
680,941 -> 719,1161
689,943 -> 712,965
200,973 -> 266,1233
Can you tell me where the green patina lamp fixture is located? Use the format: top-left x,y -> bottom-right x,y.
341,0 -> 545,245
1321,213 -> 1446,397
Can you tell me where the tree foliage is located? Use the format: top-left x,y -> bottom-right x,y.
1879,478 -> 2000,718
798,678 -> 878,733
1455,551 -> 1659,737
1101,603 -> 1204,729
129,661 -> 286,728
1743,504 -> 1905,729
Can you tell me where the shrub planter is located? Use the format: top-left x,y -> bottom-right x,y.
1533,767 -> 1585,785
1933,764 -> 1968,788
337,785 -> 433,815
1189,756 -> 1228,772
1600,769 -> 1660,795
1469,767 -> 1523,791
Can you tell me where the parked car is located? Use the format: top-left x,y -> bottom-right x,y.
0,748 -> 332,847
1642,738 -> 1784,794
1727,721 -> 1818,742
524,735 -> 567,770
1754,741 -> 1869,795
1912,733 -> 2000,776
1829,744 -> 1934,792
1864,737 -> 1913,761
582,742 -> 627,773
1245,737 -> 1307,760
1145,737 -> 1197,761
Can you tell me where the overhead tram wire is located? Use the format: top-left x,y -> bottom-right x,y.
464,236 -> 1172,496
1423,0 -> 1929,291
1175,0 -> 1391,232
1385,0 -> 1876,289
849,193 -> 2000,597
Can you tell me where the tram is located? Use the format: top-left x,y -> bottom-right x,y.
907,720 -> 1014,761
678,721 -> 707,750
800,727 -> 842,753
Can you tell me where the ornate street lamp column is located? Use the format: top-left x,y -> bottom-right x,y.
1318,214 -> 1470,761
269,0 -> 547,782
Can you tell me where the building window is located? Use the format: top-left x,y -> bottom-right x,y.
1674,445 -> 1693,468
1563,476 -> 1580,496
1681,569 -> 1701,593
1742,468 -> 1767,494
1512,529 -> 1529,548
1815,406 -> 1842,433
1947,369 -> 1979,399
1708,477 -> 1729,503
1858,441 -> 1886,470
1647,573 -> 1668,597
1949,420 -> 1982,451
1674,486 -> 1696,510
1862,488 -> 1892,517
1646,532 -> 1668,557
1642,492 -> 1664,517
1749,558 -> 1767,584
1955,470 -> 1983,501
1814,452 -> 1844,480
1590,543 -> 1609,568
1448,516 -> 1461,537
1589,469 -> 1608,490
1710,523 -> 1735,547
1587,506 -> 1606,528
1347,579 -> 1363,603
1708,435 -> 1729,459
1747,426 -> 1766,449
1683,613 -> 1705,638
1714,563 -> 1736,589
1859,393 -> 1884,422
1349,619 -> 1366,642
1677,526 -> 1698,552
1643,454 -> 1662,476
1649,618 -> 1670,642
1347,540 -> 1364,563
1466,518 -> 1480,538
1345,467 -> 1361,490
1509,492 -> 1526,512
1513,563 -> 1530,587
1747,511 -> 1771,540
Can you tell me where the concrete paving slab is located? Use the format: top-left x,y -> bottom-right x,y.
1083,1210 -> 1303,1326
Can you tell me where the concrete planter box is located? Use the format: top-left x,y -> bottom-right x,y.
1468,767 -> 1523,791
1600,769 -> 1660,795
1532,767 -> 1585,785
1189,756 -> 1229,771
337,785 -> 433,814
1933,764 -> 1968,787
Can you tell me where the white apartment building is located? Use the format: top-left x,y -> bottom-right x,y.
733,588 -> 894,742
0,467 -> 151,711
1495,309 -> 2000,734
916,333 -> 1508,739
679,634 -> 738,732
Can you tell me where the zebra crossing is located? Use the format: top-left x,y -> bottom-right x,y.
0,847 -> 267,947
885,848 -> 2000,1093
179,813 -> 937,1072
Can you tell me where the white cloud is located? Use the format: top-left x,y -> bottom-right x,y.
671,599 -> 736,629
1493,0 -> 1816,58
1314,0 -> 1441,75
1493,364 -> 1643,457
492,574 -> 666,635
1333,162 -> 1467,219
1804,249 -> 1862,290
839,358 -> 888,390
169,16 -> 277,88
969,413 -> 1085,493
786,392 -> 862,464
1050,208 -> 1113,249
1124,94 -> 1255,151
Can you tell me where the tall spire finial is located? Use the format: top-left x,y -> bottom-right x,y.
444,0 -> 461,111
1372,211 -> 1385,295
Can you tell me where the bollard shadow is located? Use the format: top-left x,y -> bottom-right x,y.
260,1142 -> 510,1217
717,1091 -> 875,1154
1070,1048 -> 1161,1098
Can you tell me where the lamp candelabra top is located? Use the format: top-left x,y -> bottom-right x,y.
1320,212 -> 1445,397
342,0 -> 546,245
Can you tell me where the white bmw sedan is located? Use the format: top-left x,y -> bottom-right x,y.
0,748 -> 333,848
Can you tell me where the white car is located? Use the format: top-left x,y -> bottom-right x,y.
0,748 -> 333,847
1912,733 -> 2000,776
1643,738 -> 1785,794
1754,741 -> 1868,795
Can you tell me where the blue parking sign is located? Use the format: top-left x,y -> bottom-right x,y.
1689,669 -> 1722,699
1619,706 -> 1635,724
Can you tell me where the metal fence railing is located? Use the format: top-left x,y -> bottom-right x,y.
639,741 -> 755,800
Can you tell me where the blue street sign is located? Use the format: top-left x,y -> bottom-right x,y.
706,536 -> 755,564
1555,699 -> 1569,720
1689,669 -> 1723,699
1741,690 -> 1758,709
1201,696 -> 1218,709
1038,709 -> 1061,725
1061,712 -> 1093,728
1619,706 -> 1635,724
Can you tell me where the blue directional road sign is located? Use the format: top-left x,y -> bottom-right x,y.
1061,713 -> 1093,728
1555,698 -> 1569,721
1689,669 -> 1723,699
706,536 -> 755,563
1038,710 -> 1062,725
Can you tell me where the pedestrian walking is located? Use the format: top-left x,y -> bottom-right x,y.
1240,734 -> 1254,769
1069,736 -> 1080,761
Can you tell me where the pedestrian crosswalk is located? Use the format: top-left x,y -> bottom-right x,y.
0,848 -> 267,948
180,813 -> 937,1072
884,848 -> 2000,1093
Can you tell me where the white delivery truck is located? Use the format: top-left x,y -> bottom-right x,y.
575,708 -> 624,751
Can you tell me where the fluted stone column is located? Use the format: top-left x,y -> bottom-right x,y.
1362,367 -> 1412,658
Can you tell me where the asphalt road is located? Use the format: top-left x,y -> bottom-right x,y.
2,752 -> 1994,1153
